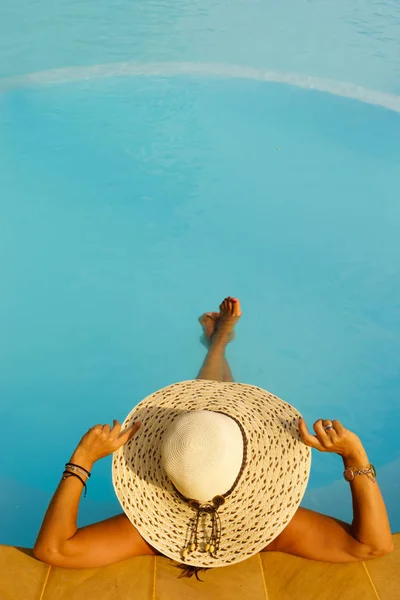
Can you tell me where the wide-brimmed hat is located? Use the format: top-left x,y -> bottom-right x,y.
112,379 -> 311,568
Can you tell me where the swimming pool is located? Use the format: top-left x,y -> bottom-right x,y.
1,1 -> 399,548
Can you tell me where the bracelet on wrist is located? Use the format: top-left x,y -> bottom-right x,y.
65,462 -> 91,478
62,462 -> 92,497
343,464 -> 376,482
62,470 -> 88,497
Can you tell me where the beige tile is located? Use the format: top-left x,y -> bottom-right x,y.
155,555 -> 267,600
42,555 -> 154,600
363,534 -> 400,600
260,551 -> 378,600
2,539 -> 399,600
0,546 -> 50,600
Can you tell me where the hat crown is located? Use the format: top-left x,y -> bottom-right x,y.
161,410 -> 244,502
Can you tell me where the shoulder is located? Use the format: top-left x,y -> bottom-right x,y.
263,507 -> 307,552
262,507 -> 368,563
113,514 -> 162,555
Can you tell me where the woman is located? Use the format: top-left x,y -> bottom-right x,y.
33,297 -> 393,573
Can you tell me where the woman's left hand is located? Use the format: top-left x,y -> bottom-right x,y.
298,417 -> 364,459
71,420 -> 141,467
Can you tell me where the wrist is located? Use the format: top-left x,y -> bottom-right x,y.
342,446 -> 369,467
69,447 -> 95,472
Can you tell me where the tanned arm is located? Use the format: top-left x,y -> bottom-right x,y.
265,418 -> 393,562
33,420 -> 155,568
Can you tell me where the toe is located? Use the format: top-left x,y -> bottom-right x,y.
232,298 -> 241,316
220,297 -> 239,315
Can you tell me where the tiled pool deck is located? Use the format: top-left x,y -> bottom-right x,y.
1,534 -> 398,600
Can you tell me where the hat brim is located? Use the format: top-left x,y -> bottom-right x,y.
112,380 -> 311,568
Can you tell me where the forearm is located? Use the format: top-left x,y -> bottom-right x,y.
344,445 -> 393,554
34,449 -> 94,557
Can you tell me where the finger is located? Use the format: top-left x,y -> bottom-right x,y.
110,419 -> 122,439
91,424 -> 103,433
322,419 -> 339,442
102,424 -> 111,433
118,421 -> 142,444
313,419 -> 334,447
332,420 -> 345,436
298,418 -> 324,451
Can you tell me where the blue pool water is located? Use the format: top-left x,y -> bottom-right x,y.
1,2 -> 400,549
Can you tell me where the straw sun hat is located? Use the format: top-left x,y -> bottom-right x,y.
112,379 -> 311,568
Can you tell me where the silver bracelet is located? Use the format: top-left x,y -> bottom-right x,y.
343,464 -> 376,482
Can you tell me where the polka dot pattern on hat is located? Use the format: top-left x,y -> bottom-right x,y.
112,379 -> 311,568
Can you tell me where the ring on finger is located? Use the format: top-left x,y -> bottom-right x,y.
323,421 -> 334,432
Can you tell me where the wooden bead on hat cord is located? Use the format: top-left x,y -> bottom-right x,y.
182,495 -> 226,559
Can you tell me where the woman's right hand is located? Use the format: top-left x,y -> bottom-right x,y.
299,418 -> 365,460
70,420 -> 141,469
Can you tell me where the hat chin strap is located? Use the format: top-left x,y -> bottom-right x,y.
182,495 -> 226,559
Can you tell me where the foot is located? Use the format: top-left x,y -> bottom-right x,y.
215,297 -> 241,343
199,312 -> 220,348
199,297 -> 241,346
199,312 -> 220,341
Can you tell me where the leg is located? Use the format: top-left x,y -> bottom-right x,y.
197,298 -> 241,382
199,311 -> 234,381
223,356 -> 235,383
196,336 -> 228,381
